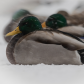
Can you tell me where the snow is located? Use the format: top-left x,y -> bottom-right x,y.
1,64 -> 84,84
0,0 -> 84,84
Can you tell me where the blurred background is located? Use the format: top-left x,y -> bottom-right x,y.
0,0 -> 84,16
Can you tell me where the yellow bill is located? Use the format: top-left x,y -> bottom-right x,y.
41,22 -> 46,28
6,26 -> 22,36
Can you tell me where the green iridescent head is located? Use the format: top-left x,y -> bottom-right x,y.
46,14 -> 67,29
19,16 -> 42,34
6,16 -> 42,36
12,9 -> 31,21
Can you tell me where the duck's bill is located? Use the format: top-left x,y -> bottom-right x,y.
42,22 -> 46,28
6,26 -> 22,36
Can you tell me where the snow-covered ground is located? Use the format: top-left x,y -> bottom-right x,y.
0,0 -> 84,84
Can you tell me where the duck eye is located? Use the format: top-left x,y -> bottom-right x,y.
22,22 -> 27,25
19,21 -> 28,27
47,18 -> 53,21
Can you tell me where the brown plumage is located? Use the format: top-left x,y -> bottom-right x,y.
57,10 -> 84,26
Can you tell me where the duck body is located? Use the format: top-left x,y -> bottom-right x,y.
7,40 -> 81,65
42,13 -> 84,64
6,30 -> 84,65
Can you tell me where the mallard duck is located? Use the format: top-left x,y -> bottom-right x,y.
42,13 -> 84,64
42,14 -> 84,37
6,16 -> 84,65
3,9 -> 47,43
